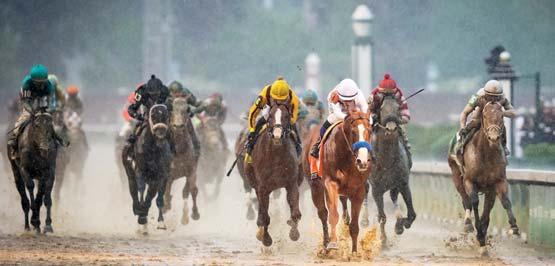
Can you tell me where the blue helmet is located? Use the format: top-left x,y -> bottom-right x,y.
302,89 -> 318,104
30,64 -> 48,81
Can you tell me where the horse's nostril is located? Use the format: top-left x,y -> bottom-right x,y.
356,159 -> 362,164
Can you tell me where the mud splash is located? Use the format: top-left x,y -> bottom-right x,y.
317,223 -> 381,262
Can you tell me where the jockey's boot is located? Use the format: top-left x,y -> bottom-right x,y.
400,126 -> 412,168
310,137 -> 321,159
6,129 -> 18,160
244,118 -> 266,164
187,120 -> 201,157
309,155 -> 320,182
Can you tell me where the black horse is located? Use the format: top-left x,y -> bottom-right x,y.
122,104 -> 171,233
370,95 -> 417,245
8,109 -> 58,233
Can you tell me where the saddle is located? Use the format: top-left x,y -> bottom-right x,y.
312,121 -> 343,177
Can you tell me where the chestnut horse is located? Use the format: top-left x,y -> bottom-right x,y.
305,111 -> 372,252
448,101 -> 519,251
245,102 -> 303,247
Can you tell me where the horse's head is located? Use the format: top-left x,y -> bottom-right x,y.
31,110 -> 55,150
379,95 -> 401,136
267,102 -> 291,144
482,101 -> 504,145
171,97 -> 189,129
345,111 -> 372,171
148,104 -> 169,140
64,111 -> 82,130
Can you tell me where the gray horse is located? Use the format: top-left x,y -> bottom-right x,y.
369,95 -> 417,245
8,109 -> 58,233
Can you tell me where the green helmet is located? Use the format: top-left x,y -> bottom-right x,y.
302,89 -> 318,104
169,81 -> 184,94
30,64 -> 48,81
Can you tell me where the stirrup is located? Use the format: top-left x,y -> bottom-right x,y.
310,172 -> 321,181
244,153 -> 253,164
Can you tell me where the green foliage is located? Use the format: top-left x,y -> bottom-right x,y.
523,143 -> 555,165
408,124 -> 458,160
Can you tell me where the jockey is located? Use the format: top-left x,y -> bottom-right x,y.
47,74 -> 66,111
193,92 -> 229,151
7,65 -> 66,158
455,79 -> 515,158
168,80 -> 201,157
65,85 -> 84,115
300,89 -> 325,122
126,75 -> 170,145
368,74 -> 412,158
309,79 -> 368,180
244,76 -> 302,163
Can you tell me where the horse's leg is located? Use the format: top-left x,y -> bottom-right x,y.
360,180 -> 370,228
156,177 -> 167,230
451,161 -> 473,232
189,172 -> 200,220
340,196 -> 350,225
286,182 -> 301,241
162,177 -> 173,213
181,176 -> 190,225
465,180 -> 482,245
43,169 -> 55,234
11,161 -> 31,231
138,179 -> 158,226
32,178 -> 46,234
349,188 -> 365,253
398,183 -> 417,232
478,190 -> 496,254
391,187 -> 403,234
310,179 -> 329,248
495,180 -> 519,235
372,185 -> 387,246
324,179 -> 340,249
255,188 -> 272,246
127,171 -> 140,216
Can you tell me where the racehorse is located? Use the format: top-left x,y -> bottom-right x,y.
448,101 -> 519,252
52,110 -> 69,204
197,115 -> 228,201
245,102 -> 303,247
233,126 -> 258,220
305,111 -> 372,252
63,111 -> 89,180
163,97 -> 200,225
8,108 -> 58,233
370,95 -> 416,245
122,104 -> 171,231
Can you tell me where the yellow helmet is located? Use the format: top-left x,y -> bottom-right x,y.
270,76 -> 290,100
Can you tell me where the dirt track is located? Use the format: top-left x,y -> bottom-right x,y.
0,139 -> 553,265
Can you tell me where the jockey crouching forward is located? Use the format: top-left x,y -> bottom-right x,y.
309,78 -> 369,181
454,79 -> 515,165
168,81 -> 201,157
193,92 -> 229,151
244,76 -> 302,164
7,64 -> 68,159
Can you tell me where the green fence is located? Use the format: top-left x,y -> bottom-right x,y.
410,171 -> 555,247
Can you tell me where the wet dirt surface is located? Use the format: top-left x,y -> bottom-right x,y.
1,138 -> 554,265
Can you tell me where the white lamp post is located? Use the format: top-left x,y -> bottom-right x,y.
491,50 -> 517,156
352,5 -> 374,92
305,52 -> 321,94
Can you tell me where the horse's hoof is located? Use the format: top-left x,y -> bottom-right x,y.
256,227 -> 264,242
157,221 -> 167,230
289,226 -> 300,241
24,226 -> 31,232
262,233 -> 273,247
191,210 -> 200,220
138,216 -> 148,225
395,219 -> 405,235
137,224 -> 148,236
479,246 -> 488,257
43,225 -> 54,234
246,206 -> 255,220
34,227 -> 41,235
509,227 -> 520,236
464,222 -> 474,233
326,242 -> 338,250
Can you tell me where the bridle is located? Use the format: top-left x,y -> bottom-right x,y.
342,113 -> 372,158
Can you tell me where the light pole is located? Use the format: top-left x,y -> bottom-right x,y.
490,50 -> 517,156
351,5 -> 374,92
305,52 -> 321,94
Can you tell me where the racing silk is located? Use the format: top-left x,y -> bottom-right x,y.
368,87 -> 410,123
128,84 -> 170,120
247,85 -> 300,132
20,75 -> 55,113
327,86 -> 368,122
468,88 -> 513,111
195,98 -> 227,124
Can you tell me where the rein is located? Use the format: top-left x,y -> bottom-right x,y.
341,115 -> 372,158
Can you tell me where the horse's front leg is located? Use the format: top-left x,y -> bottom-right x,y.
398,183 -> 417,234
156,177 -> 168,230
349,187 -> 365,253
465,179 -> 483,246
309,178 -> 329,248
138,179 -> 158,226
286,182 -> 301,241
255,188 -> 272,246
340,196 -> 350,225
371,185 -> 387,246
324,179 -> 340,250
188,171 -> 200,220
360,180 -> 370,228
478,190 -> 496,255
43,169 -> 55,234
32,178 -> 46,234
495,180 -> 519,235
11,161 -> 31,231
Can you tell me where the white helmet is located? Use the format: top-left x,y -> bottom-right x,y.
484,80 -> 503,96
336,79 -> 359,101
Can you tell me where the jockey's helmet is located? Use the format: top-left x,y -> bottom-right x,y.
337,79 -> 359,101
168,81 -> 184,94
30,64 -> 48,82
378,74 -> 397,93
67,85 -> 79,96
270,76 -> 290,101
302,89 -> 318,104
484,80 -> 503,96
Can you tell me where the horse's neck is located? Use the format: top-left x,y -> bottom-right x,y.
375,129 -> 402,160
470,129 -> 505,167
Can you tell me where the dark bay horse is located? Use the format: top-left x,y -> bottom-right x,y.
448,101 -> 519,252
8,109 -> 58,233
306,111 -> 372,253
245,103 -> 303,247
198,115 -> 228,201
163,97 -> 200,225
122,104 -> 171,232
370,95 -> 416,245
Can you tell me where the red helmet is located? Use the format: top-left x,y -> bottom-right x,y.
378,74 -> 397,93
66,85 -> 80,96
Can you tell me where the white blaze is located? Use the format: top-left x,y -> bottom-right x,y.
357,124 -> 368,162
273,108 -> 283,138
